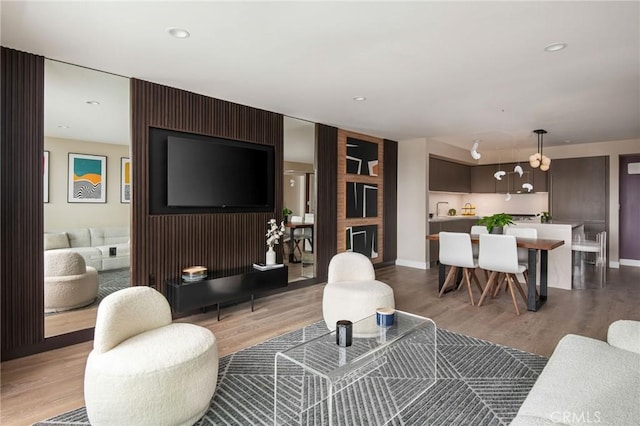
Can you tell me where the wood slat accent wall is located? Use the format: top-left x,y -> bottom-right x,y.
130,79 -> 283,295
315,124 -> 338,281
336,129 -> 384,263
383,139 -> 398,263
1,47 -> 45,353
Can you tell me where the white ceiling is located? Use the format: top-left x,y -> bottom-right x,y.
45,60 -> 130,145
2,1 -> 639,152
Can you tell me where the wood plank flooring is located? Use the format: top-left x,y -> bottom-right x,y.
2,264 -> 639,425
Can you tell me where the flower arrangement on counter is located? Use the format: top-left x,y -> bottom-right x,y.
537,211 -> 551,223
266,219 -> 285,248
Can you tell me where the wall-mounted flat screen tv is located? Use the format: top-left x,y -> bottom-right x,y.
149,127 -> 275,214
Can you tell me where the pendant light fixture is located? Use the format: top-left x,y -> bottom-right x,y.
529,129 -> 551,171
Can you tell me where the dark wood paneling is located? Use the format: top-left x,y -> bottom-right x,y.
1,48 -> 45,358
315,124 -> 338,281
383,139 -> 398,262
130,79 -> 283,295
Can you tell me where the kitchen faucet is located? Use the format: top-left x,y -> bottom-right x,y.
436,201 -> 449,217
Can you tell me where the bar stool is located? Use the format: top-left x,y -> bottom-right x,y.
478,234 -> 528,315
572,231 -> 606,288
438,232 -> 483,305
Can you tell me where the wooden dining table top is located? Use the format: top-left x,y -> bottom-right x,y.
426,233 -> 565,251
285,222 -> 313,229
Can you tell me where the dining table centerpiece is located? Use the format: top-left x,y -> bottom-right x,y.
476,213 -> 515,234
265,218 -> 285,265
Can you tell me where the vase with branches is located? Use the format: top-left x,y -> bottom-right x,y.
265,219 -> 285,265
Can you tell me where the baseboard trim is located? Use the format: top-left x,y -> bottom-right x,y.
619,259 -> 640,267
396,259 -> 428,270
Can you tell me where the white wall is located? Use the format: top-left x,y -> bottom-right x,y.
397,138 -> 428,269
44,137 -> 130,230
397,137 -> 640,268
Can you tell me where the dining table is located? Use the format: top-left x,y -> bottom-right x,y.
285,222 -> 314,263
426,233 -> 564,311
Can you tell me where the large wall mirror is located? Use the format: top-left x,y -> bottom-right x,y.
283,116 -> 316,282
43,59 -> 131,337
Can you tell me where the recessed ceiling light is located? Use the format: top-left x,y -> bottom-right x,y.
353,96 -> 367,101
57,125 -> 69,129
85,100 -> 100,105
564,140 -> 572,143
544,43 -> 567,52
167,27 -> 190,39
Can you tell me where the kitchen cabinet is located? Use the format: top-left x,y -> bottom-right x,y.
532,167 -> 548,192
429,157 -> 471,193
550,156 -> 607,238
432,157 -> 548,194
470,165 -> 496,193
428,218 -> 478,265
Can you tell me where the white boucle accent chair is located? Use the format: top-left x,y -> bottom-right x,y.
322,252 -> 395,335
84,286 -> 218,426
44,250 -> 98,313
510,320 -> 640,426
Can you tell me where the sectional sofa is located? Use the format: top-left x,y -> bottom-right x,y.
511,320 -> 640,425
44,227 -> 130,271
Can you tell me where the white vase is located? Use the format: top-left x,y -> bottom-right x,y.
266,246 -> 276,265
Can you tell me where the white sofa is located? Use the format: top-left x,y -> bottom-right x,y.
511,320 -> 640,426
44,227 -> 130,271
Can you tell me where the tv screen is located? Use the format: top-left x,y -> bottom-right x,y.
149,128 -> 275,214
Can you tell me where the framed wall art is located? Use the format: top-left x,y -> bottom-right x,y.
346,137 -> 379,176
346,182 -> 378,218
345,224 -> 378,259
121,157 -> 131,203
67,153 -> 107,203
43,151 -> 50,203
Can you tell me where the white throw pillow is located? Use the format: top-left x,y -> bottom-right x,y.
44,232 -> 70,250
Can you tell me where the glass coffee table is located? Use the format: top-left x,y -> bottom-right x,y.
274,311 -> 437,425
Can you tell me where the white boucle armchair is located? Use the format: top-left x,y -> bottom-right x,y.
84,286 -> 218,426
44,250 -> 98,313
322,252 -> 395,334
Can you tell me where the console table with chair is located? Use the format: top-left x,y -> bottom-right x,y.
285,220 -> 314,264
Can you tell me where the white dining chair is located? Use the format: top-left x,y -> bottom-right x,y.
503,227 -> 537,293
470,225 -> 489,279
478,234 -> 528,315
470,225 -> 488,235
438,232 -> 484,305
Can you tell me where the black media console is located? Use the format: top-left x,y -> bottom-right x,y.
166,265 -> 288,320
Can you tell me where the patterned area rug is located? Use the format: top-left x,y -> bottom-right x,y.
35,321 -> 546,426
95,268 -> 130,303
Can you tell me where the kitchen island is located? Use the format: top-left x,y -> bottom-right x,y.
509,221 -> 582,290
